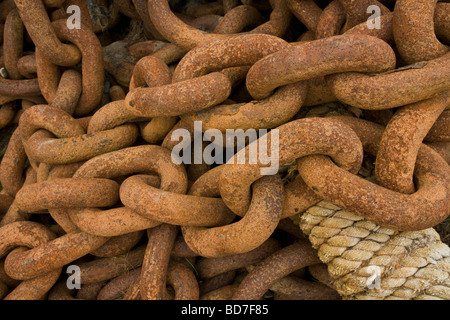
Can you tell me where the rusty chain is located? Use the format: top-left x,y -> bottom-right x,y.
0,0 -> 448,301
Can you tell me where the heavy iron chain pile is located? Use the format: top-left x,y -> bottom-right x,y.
0,0 -> 448,300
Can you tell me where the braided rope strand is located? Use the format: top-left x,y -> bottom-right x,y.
292,201 -> 450,300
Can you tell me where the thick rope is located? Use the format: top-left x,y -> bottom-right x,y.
286,102 -> 450,300
291,201 -> 450,300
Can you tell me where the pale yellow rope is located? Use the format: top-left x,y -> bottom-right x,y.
291,201 -> 450,300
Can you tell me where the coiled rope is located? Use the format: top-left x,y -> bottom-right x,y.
292,201 -> 450,300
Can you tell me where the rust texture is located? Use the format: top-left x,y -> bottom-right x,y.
214,5 -> 264,34
0,0 -> 448,301
199,270 -> 237,296
338,0 -> 390,32
196,238 -> 282,279
232,240 -> 321,300
139,224 -> 178,300
315,0 -> 346,39
183,175 -> 284,257
287,0 -> 323,33
166,260 -> 200,300
271,276 -> 341,300
297,116 -> 450,231
328,52 -> 450,110
375,91 -> 450,194
77,245 -> 146,284
246,34 -> 396,100
97,267 -> 142,300
120,174 -> 235,227
219,117 -> 364,217
14,0 -> 81,66
393,0 -> 448,64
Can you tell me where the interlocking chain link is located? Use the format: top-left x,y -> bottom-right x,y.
0,0 -> 448,301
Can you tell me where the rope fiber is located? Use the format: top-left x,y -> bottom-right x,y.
292,201 -> 450,300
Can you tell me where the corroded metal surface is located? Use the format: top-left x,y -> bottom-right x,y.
232,240 -> 321,300
0,0 -> 448,301
219,117 -> 364,217
297,116 -> 450,231
393,0 -> 448,64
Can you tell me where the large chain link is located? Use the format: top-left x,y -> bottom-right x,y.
0,0 -> 448,301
